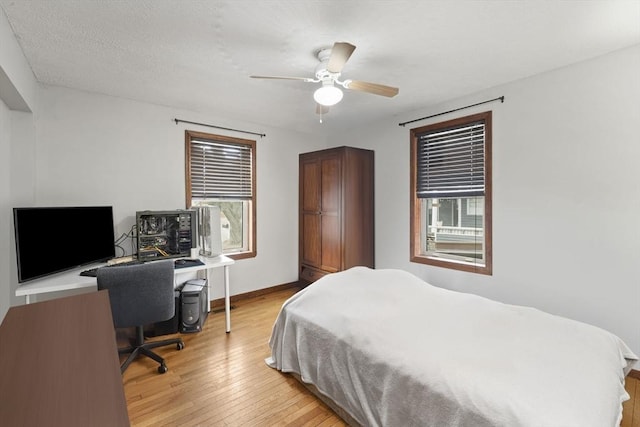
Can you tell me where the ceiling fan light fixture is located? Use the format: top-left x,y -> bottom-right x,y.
314,84 -> 343,106
251,41 -> 399,112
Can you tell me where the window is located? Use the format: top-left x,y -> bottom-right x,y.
410,111 -> 492,274
185,130 -> 256,259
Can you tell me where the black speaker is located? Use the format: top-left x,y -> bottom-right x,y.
180,279 -> 208,333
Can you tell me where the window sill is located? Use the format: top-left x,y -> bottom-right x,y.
225,250 -> 256,261
410,254 -> 492,275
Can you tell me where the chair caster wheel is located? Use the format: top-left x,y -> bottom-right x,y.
177,342 -> 184,350
158,364 -> 168,374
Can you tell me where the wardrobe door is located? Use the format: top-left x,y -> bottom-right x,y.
319,155 -> 341,273
300,158 -> 321,268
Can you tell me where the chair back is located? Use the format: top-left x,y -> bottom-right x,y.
97,260 -> 175,328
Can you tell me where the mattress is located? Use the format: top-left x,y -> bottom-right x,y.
266,267 -> 638,427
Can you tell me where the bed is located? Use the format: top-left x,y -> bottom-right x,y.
266,267 -> 638,427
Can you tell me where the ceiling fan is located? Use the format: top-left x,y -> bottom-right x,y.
250,42 -> 399,115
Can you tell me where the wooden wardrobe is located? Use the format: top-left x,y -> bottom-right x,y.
299,146 -> 374,285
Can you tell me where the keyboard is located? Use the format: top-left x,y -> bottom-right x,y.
174,259 -> 205,269
79,260 -> 143,277
79,259 -> 204,277
79,267 -> 100,277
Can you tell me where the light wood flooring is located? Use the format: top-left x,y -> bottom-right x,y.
623,372 -> 640,427
122,286 -> 640,426
122,287 -> 345,426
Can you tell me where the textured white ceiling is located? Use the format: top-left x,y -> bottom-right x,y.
1,0 -> 639,135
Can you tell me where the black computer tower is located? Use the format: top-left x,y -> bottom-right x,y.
136,210 -> 197,261
180,279 -> 208,333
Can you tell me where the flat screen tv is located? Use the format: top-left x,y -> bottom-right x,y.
13,206 -> 116,283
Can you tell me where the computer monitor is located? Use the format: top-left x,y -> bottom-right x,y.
13,206 -> 116,282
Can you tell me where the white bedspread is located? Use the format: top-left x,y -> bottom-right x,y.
266,267 -> 637,427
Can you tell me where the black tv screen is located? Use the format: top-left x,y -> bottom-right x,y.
13,206 -> 116,282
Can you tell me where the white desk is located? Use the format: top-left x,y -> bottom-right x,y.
15,255 -> 235,332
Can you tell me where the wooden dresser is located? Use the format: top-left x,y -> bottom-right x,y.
299,146 -> 374,285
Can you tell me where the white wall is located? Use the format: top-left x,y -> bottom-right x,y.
0,7 -> 37,320
0,6 -> 36,111
0,98 -> 9,319
32,85 -> 325,300
334,44 -> 640,356
6,110 -> 36,307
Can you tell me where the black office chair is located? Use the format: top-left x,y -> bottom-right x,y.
97,260 -> 184,374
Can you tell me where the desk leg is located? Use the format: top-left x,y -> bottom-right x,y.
25,295 -> 31,305
224,265 -> 231,333
205,268 -> 211,313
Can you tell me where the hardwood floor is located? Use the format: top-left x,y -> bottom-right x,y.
623,373 -> 640,427
122,287 -> 346,426
122,286 -> 640,426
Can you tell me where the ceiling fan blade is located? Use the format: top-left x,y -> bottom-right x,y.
327,42 -> 356,73
316,104 -> 330,115
344,80 -> 399,97
250,75 -> 313,82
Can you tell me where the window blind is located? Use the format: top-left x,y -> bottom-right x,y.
416,120 -> 485,198
189,139 -> 253,199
